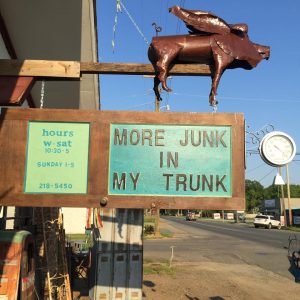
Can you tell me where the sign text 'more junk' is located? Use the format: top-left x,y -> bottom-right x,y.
109,124 -> 232,197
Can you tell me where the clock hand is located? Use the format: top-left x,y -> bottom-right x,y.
273,144 -> 284,154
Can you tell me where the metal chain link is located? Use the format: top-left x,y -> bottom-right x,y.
40,80 -> 45,109
120,1 -> 149,45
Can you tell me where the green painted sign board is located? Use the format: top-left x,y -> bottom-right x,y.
109,124 -> 232,197
24,122 -> 90,194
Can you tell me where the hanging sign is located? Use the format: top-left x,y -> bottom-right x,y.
0,109 -> 245,209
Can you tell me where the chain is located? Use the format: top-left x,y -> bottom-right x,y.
112,0 -> 122,51
40,80 -> 45,109
120,1 -> 149,45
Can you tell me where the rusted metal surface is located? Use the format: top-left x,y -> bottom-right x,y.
148,6 -> 270,107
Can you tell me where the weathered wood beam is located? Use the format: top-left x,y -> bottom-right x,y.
80,62 -> 211,76
0,59 -> 80,78
0,59 -> 211,78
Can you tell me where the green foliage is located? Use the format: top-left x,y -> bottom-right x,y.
263,184 -> 280,199
245,180 -> 300,212
245,179 -> 264,212
144,224 -> 155,235
264,184 -> 300,199
289,185 -> 300,197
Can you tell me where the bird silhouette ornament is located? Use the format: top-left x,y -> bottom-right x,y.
148,6 -> 270,109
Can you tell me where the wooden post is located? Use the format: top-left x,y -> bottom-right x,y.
155,97 -> 160,112
286,164 -> 293,226
279,167 -> 287,226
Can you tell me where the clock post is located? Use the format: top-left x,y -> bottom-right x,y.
259,131 -> 297,226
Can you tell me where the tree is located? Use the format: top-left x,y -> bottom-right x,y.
245,180 -> 264,212
264,184 -> 300,199
263,184 -> 280,199
289,185 -> 300,197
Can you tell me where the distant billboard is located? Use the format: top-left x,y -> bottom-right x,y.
265,199 -> 276,208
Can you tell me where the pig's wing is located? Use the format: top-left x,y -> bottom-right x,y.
169,6 -> 231,35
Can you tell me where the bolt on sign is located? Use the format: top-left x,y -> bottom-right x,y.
0,109 -> 245,210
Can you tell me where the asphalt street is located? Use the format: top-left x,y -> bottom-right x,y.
144,216 -> 300,280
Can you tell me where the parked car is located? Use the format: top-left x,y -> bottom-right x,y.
253,214 -> 282,229
186,211 -> 196,221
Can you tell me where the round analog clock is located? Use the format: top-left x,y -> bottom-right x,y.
259,131 -> 296,167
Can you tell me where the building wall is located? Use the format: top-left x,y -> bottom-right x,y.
283,198 -> 300,210
0,0 -> 99,232
0,0 -> 99,109
61,207 -> 87,234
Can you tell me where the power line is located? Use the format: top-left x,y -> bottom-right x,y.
258,168 -> 275,183
246,162 -> 266,174
120,1 -> 149,45
171,92 -> 300,103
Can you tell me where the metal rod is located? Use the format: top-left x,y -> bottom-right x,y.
154,92 -> 160,236
279,167 -> 287,226
286,164 -> 293,226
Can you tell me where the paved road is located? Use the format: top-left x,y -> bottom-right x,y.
144,216 -> 300,280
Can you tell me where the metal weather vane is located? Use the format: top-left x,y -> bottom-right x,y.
246,124 -> 275,146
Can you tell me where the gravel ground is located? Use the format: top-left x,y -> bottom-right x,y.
143,261 -> 300,300
143,219 -> 300,300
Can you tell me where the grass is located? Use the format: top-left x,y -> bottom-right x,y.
143,258 -> 176,276
144,215 -> 174,239
66,233 -> 87,241
286,226 -> 300,232
144,232 -> 174,240
144,216 -> 156,223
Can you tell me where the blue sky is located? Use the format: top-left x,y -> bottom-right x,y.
96,0 -> 300,187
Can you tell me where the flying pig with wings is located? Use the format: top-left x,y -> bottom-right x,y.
148,6 -> 270,108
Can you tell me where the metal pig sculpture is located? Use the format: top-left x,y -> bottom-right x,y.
148,6 -> 270,107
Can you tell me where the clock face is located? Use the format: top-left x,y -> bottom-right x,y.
259,131 -> 296,166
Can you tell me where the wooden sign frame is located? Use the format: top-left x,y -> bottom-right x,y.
0,108 -> 245,210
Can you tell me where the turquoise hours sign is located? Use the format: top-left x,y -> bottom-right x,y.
24,121 -> 90,194
109,124 -> 232,197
